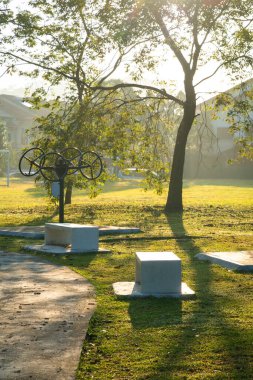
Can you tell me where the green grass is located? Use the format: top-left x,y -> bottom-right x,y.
0,178 -> 253,379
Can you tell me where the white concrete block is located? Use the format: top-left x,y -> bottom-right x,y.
45,223 -> 99,252
135,252 -> 181,295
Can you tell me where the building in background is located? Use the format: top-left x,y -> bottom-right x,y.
0,94 -> 37,150
184,78 -> 253,179
0,94 -> 39,177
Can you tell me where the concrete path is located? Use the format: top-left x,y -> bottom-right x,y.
0,251 -> 96,380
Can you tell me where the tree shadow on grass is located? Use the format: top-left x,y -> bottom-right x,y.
127,212 -> 252,379
24,209 -> 59,226
128,297 -> 182,329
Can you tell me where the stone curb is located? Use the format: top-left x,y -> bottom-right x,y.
0,225 -> 141,239
195,251 -> 253,272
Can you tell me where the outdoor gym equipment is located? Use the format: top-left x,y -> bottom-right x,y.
19,147 -> 103,222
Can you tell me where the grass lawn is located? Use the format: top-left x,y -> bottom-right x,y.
0,177 -> 252,379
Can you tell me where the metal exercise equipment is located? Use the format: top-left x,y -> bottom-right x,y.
19,147 -> 103,222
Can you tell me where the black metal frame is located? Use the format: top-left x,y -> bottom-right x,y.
19,147 -> 103,223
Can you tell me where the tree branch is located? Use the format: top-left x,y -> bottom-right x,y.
147,5 -> 189,73
89,82 -> 184,106
194,55 -> 253,87
0,50 -> 76,81
96,35 -> 164,86
190,4 -> 201,75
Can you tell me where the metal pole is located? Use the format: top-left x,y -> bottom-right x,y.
6,150 -> 10,187
59,178 -> 64,223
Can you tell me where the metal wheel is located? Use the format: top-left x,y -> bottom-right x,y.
40,152 -> 68,181
60,147 -> 82,175
79,151 -> 103,180
18,148 -> 45,176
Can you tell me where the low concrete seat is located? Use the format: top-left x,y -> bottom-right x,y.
45,223 -> 99,252
113,251 -> 195,299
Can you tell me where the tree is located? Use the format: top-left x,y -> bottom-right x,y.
1,0 -> 178,203
29,87 -> 175,203
0,1 -> 14,73
28,97 -> 109,204
95,0 -> 253,211
0,1 -> 12,34
3,0 -> 253,211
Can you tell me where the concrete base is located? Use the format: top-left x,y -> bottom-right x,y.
24,244 -> 110,254
195,251 -> 253,271
113,281 -> 195,299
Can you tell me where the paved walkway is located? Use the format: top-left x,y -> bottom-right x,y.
0,251 -> 96,380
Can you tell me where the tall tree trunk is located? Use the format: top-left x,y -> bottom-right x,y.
165,79 -> 196,213
65,181 -> 73,205
165,117 -> 192,212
